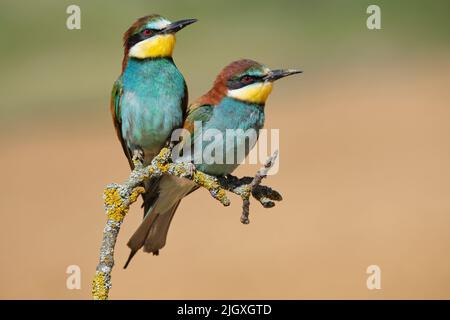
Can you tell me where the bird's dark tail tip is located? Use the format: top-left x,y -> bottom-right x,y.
123,250 -> 138,269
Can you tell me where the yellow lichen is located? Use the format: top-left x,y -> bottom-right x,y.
129,186 -> 145,202
148,147 -> 170,175
240,185 -> 252,199
108,205 -> 128,222
92,272 -> 109,300
132,158 -> 140,167
103,187 -> 121,207
158,147 -> 171,159
103,187 -> 127,222
156,161 -> 169,173
193,171 -> 230,206
215,188 -> 229,205
103,186 -> 144,222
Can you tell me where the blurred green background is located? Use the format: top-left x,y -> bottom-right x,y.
1,0 -> 449,128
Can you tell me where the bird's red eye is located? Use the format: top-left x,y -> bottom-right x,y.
142,29 -> 152,36
241,76 -> 253,84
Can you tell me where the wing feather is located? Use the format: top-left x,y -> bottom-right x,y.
110,78 -> 133,168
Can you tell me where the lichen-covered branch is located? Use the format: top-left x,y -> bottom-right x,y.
92,148 -> 281,300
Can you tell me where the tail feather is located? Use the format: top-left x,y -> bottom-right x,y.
124,211 -> 159,269
144,201 -> 180,253
123,249 -> 138,269
124,175 -> 195,268
142,177 -> 160,218
123,178 -> 160,269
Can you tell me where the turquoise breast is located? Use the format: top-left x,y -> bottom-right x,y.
120,58 -> 186,161
194,97 -> 265,175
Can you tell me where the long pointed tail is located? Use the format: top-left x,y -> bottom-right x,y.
124,175 -> 195,268
124,202 -> 179,268
123,248 -> 138,269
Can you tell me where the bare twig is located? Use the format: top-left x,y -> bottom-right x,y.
92,148 -> 281,300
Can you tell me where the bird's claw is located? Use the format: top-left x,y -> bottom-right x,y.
132,149 -> 145,168
184,162 -> 196,178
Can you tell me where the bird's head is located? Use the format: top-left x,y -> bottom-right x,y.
208,59 -> 302,105
122,14 -> 197,64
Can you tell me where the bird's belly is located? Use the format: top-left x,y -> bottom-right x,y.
121,91 -> 183,162
193,111 -> 263,176
195,135 -> 256,175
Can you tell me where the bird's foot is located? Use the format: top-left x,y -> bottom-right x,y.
132,149 -> 145,168
184,162 -> 196,178
173,161 -> 196,179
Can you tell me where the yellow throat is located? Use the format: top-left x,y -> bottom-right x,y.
227,81 -> 273,104
129,34 -> 176,59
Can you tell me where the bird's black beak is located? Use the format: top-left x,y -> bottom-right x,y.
163,18 -> 198,34
264,69 -> 302,81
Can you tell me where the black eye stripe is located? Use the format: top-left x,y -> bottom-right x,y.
127,29 -> 159,48
127,33 -> 146,48
227,75 -> 263,90
227,79 -> 244,90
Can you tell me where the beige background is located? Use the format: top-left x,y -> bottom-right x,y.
1,1 -> 450,299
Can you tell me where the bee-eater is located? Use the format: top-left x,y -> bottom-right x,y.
126,59 -> 301,266
109,14 -> 196,267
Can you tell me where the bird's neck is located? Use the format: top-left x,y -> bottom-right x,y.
223,96 -> 265,110
121,57 -> 181,88
122,55 -> 174,73
217,97 -> 266,129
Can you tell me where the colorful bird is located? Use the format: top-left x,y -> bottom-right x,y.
109,14 -> 197,267
126,59 -> 301,265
